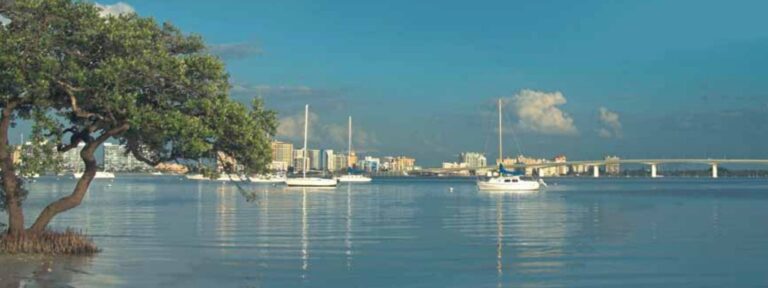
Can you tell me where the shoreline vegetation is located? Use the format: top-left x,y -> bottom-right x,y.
0,229 -> 99,255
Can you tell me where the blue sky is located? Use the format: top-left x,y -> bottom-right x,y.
70,1 -> 768,165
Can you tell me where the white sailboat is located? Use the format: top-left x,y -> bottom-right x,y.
338,116 -> 372,183
248,173 -> 287,184
477,99 -> 543,191
285,105 -> 338,187
73,171 -> 115,179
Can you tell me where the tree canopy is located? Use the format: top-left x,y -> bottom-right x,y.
0,0 -> 276,235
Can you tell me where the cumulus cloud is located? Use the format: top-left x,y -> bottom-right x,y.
597,107 -> 622,138
508,89 -> 577,135
209,42 -> 262,60
277,111 -> 377,151
94,2 -> 135,17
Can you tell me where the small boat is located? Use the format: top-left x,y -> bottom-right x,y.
337,116 -> 372,183
249,174 -> 287,183
185,173 -> 245,181
337,174 -> 372,183
477,99 -> 543,192
151,171 -> 163,176
285,104 -> 337,188
73,171 -> 116,179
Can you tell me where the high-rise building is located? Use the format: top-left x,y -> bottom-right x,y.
605,156 -> 621,175
308,149 -> 322,171
60,143 -> 85,172
323,150 -> 335,171
386,156 -> 416,172
293,149 -> 307,172
333,154 -> 348,171
357,156 -> 380,172
348,152 -> 358,168
271,141 -> 294,169
104,143 -> 152,172
459,152 -> 487,169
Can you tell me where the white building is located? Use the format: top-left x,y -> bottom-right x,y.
60,143 -> 85,172
323,150 -> 335,172
459,152 -> 487,168
104,143 -> 152,172
357,156 -> 380,172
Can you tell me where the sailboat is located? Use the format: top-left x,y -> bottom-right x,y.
477,99 -> 543,191
285,105 -> 338,187
338,116 -> 372,183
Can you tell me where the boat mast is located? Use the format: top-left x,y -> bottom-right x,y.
348,116 -> 352,168
303,104 -> 309,178
498,98 -> 503,165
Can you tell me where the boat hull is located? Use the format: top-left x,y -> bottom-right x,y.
285,177 -> 338,187
477,177 -> 541,191
337,175 -> 372,183
73,172 -> 115,179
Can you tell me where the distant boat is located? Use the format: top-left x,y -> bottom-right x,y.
285,105 -> 338,187
185,173 -> 244,181
338,116 -> 372,183
73,171 -> 115,179
477,99 -> 543,191
151,171 -> 163,176
248,174 -> 287,184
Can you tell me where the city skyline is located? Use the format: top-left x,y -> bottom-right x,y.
8,0 -> 768,167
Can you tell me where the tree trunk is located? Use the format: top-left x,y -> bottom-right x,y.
28,124 -> 128,233
0,103 -> 24,236
27,143 -> 98,233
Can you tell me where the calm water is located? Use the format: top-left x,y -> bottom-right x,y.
2,177 -> 768,287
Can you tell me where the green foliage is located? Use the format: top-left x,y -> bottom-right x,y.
1,0 -> 276,200
0,0 -> 278,219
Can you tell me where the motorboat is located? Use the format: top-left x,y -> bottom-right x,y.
337,174 -> 372,183
249,174 -> 287,183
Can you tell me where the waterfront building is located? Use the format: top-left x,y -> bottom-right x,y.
605,155 -> 621,175
293,149 -> 308,172
459,152 -> 487,169
358,156 -> 380,172
271,141 -> 294,169
308,149 -> 322,171
104,143 -> 152,172
269,161 -> 289,171
347,152 -> 358,169
383,156 -> 416,172
323,150 -> 335,172
333,154 -> 348,171
60,142 -> 86,172
442,162 -> 467,169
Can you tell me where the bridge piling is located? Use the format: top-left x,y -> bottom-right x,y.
593,165 -> 600,178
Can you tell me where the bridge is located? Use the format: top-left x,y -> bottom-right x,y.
425,159 -> 768,179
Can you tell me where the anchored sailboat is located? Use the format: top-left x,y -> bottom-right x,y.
338,116 -> 372,183
285,105 -> 338,187
477,99 -> 543,191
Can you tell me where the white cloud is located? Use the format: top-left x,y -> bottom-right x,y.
597,107 -> 622,138
0,14 -> 9,26
277,111 -> 376,151
94,2 -> 135,18
508,89 -> 577,135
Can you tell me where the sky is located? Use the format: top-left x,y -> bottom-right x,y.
15,1 -> 768,166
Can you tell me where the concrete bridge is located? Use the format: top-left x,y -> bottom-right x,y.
426,159 -> 768,179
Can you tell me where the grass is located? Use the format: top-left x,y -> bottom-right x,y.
0,229 -> 100,255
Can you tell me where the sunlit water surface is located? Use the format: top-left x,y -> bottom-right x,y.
2,177 -> 768,287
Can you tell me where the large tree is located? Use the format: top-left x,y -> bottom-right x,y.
0,0 -> 276,236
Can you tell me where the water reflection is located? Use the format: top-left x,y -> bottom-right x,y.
8,177 -> 768,287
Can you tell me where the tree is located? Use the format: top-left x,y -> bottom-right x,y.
0,0 -> 276,236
